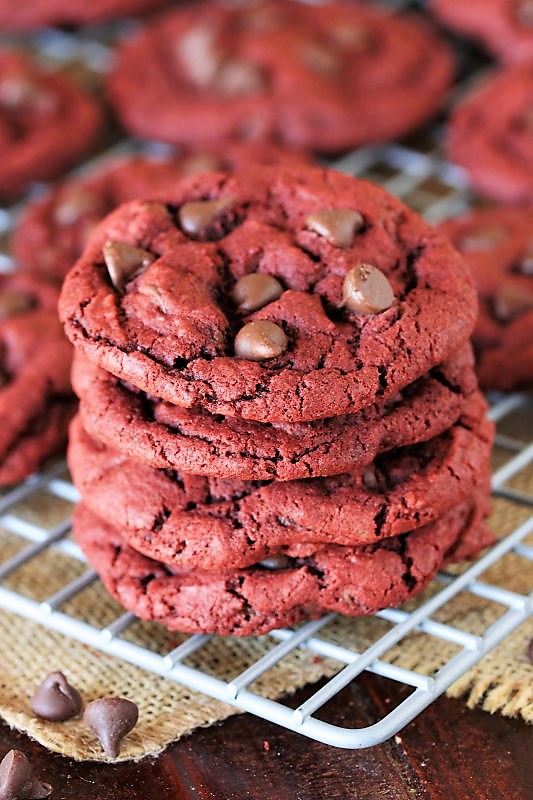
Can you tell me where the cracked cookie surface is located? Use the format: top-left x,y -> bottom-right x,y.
14,145 -> 309,281
106,0 -> 453,152
71,346 -> 478,481
446,65 -> 533,204
74,499 -> 493,636
59,166 -> 477,423
69,392 -> 493,571
439,206 -> 533,391
0,50 -> 102,200
0,273 -> 74,485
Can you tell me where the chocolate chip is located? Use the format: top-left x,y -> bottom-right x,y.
493,285 -> 533,321
178,197 -> 234,237
516,0 -> 533,27
362,466 -> 379,491
0,290 -> 33,321
514,242 -> 533,275
343,264 -> 394,315
457,226 -> 507,252
300,42 -> 341,75
0,77 -> 39,108
83,697 -> 138,759
31,671 -> 83,722
143,284 -> 168,314
179,152 -> 225,176
234,320 -> 288,361
232,273 -> 283,312
526,638 -> 533,664
216,60 -> 264,95
102,240 -> 155,292
0,751 -> 51,800
178,24 -> 223,87
259,555 -> 291,570
329,23 -> 374,51
54,189 -> 101,226
306,209 -> 364,248
238,6 -> 284,33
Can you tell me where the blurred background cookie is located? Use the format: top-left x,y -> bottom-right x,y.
439,206 -> 533,391
0,50 -> 102,200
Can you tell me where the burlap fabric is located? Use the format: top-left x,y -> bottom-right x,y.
0,414 -> 531,762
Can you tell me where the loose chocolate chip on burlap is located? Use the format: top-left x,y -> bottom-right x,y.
31,672 -> 83,722
0,751 -> 51,800
83,697 -> 138,758
306,208 -> 364,248
526,638 -> 533,664
103,241 -> 154,291
342,263 -> 394,314
232,273 -> 283,312
234,320 -> 288,360
178,198 -> 234,237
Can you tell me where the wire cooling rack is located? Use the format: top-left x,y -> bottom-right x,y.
0,1 -> 532,749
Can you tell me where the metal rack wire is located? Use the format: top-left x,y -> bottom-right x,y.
0,389 -> 531,748
0,2 -> 532,749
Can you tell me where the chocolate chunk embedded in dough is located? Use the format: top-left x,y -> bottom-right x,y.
234,320 -> 288,361
342,264 -> 394,315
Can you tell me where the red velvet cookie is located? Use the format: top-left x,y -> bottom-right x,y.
439,206 -> 533,391
71,346 -> 478,481
73,499 -> 493,636
106,0 -> 453,153
59,166 -> 477,423
0,50 -> 102,200
68,392 -> 493,571
432,0 -> 533,65
0,0 -> 168,29
0,274 -> 74,485
13,144 -> 309,282
447,66 -> 533,204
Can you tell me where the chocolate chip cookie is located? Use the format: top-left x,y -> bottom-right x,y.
73,499 -> 493,636
71,345 -> 478,481
68,391 -> 493,570
439,206 -> 533,391
0,274 -> 74,485
13,144 -> 309,281
106,0 -> 453,152
432,0 -> 533,64
59,166 -> 478,423
0,50 -> 102,200
447,65 -> 533,204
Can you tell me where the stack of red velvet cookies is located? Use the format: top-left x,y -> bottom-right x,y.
58,165 -> 495,636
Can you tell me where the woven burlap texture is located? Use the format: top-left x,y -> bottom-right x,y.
0,441 -> 531,763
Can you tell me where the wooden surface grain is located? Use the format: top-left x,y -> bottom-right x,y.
1,674 -> 531,800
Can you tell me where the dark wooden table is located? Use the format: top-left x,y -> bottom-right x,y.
2,673 -> 531,800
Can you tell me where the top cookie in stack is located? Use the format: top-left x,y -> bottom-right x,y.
59,166 -> 476,424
